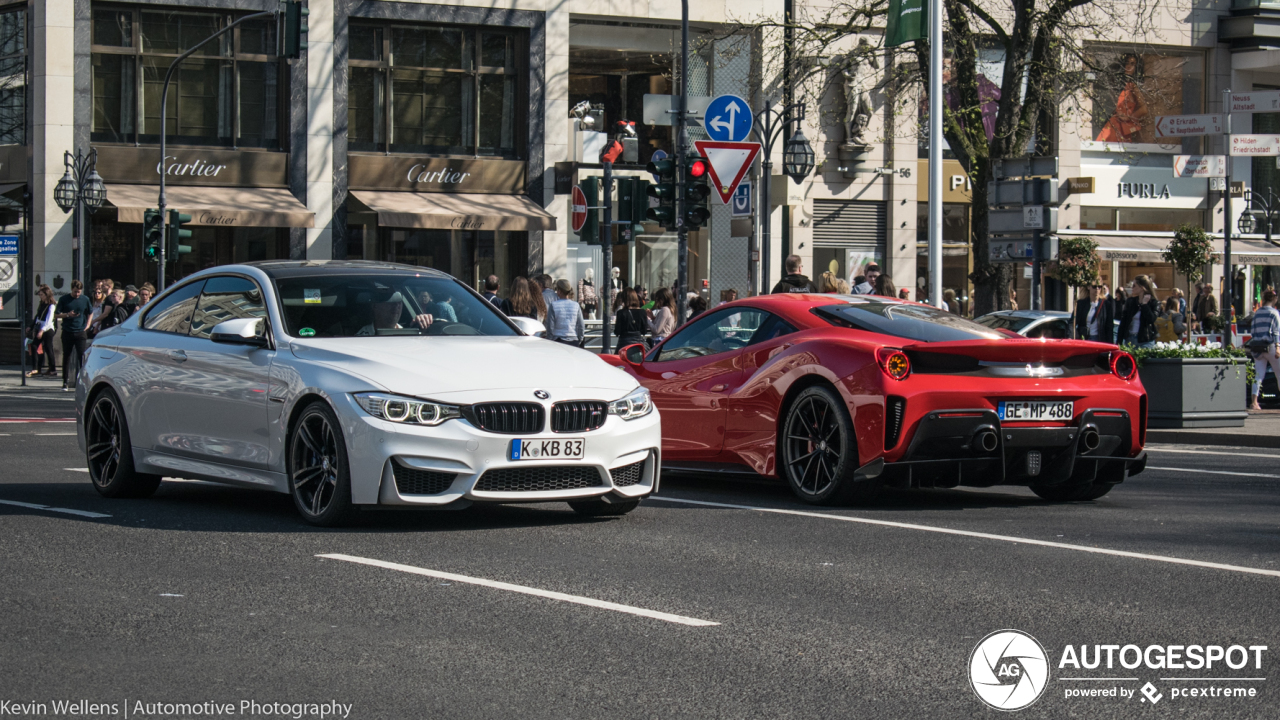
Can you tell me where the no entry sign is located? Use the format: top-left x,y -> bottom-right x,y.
571,185 -> 588,233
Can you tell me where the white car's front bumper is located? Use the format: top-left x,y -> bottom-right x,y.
338,393 -> 661,506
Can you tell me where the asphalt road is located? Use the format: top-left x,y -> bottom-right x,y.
2,387 -> 1279,719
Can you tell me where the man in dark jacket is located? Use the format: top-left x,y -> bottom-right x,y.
1075,284 -> 1115,343
771,255 -> 818,294
480,275 -> 511,314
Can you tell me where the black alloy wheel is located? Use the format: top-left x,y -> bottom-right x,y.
85,389 -> 161,498
782,385 -> 878,505
289,401 -> 354,526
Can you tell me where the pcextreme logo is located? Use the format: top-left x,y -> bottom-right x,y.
969,630 -> 1051,711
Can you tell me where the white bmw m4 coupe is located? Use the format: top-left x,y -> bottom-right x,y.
76,261 -> 661,526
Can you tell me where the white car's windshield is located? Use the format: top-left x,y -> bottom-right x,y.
275,274 -> 517,338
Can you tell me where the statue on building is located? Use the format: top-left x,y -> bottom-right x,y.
840,40 -> 879,147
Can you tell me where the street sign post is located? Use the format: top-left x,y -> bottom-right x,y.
992,156 -> 1058,178
692,139 -> 761,204
703,95 -> 753,142
1230,91 -> 1280,114
1155,114 -> 1224,138
731,181 -> 752,217
571,185 -> 588,233
1173,155 -> 1228,178
988,208 -> 1058,235
0,233 -> 20,385
987,178 -> 1059,206
1230,134 -> 1280,156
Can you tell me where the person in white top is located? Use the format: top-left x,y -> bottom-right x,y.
28,284 -> 57,377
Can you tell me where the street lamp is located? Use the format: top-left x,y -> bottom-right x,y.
1239,187 -> 1280,247
54,148 -> 107,283
753,103 -> 814,294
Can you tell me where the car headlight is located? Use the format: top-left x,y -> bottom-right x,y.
353,392 -> 461,426
609,387 -> 653,420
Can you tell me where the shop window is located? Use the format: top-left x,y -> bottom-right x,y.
348,22 -> 523,158
569,36 -> 676,168
1081,207 -> 1117,231
1252,100 -> 1280,215
378,228 -> 528,287
916,202 -> 969,242
0,5 -> 26,145
1117,208 -> 1203,233
1086,46 -> 1204,151
90,6 -> 282,148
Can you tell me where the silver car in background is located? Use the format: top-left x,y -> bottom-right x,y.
75,261 -> 661,526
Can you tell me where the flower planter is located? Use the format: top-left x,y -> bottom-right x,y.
1138,357 -> 1248,428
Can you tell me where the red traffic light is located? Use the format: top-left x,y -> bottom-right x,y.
689,160 -> 707,177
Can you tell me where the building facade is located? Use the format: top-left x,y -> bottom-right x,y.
5,0 -> 1280,357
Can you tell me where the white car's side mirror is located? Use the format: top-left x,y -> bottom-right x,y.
509,316 -> 547,337
210,318 -> 269,347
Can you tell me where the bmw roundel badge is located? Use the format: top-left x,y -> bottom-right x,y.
534,389 -> 550,400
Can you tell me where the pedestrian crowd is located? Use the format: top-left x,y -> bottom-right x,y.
26,278 -> 155,389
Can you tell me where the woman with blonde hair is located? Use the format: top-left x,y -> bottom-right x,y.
835,278 -> 850,294
817,271 -> 839,293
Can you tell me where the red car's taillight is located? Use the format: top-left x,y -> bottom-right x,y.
876,348 -> 911,381
1110,351 -> 1137,381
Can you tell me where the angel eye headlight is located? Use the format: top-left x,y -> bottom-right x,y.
609,387 -> 653,420
354,393 -> 460,426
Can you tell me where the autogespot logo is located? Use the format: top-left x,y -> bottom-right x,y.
969,629 -> 1051,711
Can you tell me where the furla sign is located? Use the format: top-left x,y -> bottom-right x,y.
1076,163 -> 1206,210
92,146 -> 289,187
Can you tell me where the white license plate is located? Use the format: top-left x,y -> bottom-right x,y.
997,400 -> 1074,421
509,438 -> 586,460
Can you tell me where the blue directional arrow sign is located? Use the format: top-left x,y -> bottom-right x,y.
704,94 -> 752,142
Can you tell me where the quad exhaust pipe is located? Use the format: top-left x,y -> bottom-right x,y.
974,429 -> 999,453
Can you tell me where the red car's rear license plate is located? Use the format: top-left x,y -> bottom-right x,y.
998,401 -> 1074,421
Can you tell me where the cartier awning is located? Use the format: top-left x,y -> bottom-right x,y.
107,184 -> 315,227
350,190 -> 556,231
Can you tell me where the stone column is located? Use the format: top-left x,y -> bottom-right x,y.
306,0 -> 334,260
539,2 -> 569,279
33,0 -> 75,289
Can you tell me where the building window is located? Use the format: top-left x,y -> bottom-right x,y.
0,5 -> 26,146
1085,46 -> 1204,151
347,22 -> 524,158
91,5 -> 282,148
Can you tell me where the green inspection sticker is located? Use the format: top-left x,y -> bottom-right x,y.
299,328 -> 316,337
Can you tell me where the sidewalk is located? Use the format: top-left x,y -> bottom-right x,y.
1147,410 -> 1280,449
0,365 -> 68,390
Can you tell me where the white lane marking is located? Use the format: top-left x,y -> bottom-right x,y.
646,497 -> 1280,579
1149,466 -> 1280,480
0,498 -> 111,519
64,468 -> 89,473
1059,678 -> 1139,681
35,433 -> 77,436
318,553 -> 720,627
1160,677 -> 1266,681
0,418 -> 75,423
1147,445 -> 1280,459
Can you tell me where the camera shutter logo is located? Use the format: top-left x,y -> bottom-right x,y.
969,629 -> 1050,711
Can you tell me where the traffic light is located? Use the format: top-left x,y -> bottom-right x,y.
618,177 -> 650,228
684,156 -> 711,230
168,210 -> 192,260
646,157 -> 677,229
143,208 -> 163,263
579,176 -> 599,244
281,1 -> 309,59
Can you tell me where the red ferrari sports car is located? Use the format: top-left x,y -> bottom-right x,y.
607,294 -> 1147,504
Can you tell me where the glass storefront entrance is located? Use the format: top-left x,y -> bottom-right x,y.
374,227 -> 527,290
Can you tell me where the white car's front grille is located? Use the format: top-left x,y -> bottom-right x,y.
470,402 -> 545,434
474,466 -> 603,492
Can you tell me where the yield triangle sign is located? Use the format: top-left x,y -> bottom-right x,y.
694,140 -> 761,204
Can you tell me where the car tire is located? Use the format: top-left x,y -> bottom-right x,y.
288,401 -> 355,527
85,388 -> 161,499
1031,481 -> 1114,502
781,385 -> 880,505
568,499 -> 641,517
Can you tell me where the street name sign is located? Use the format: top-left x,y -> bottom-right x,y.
1230,91 -> 1280,113
571,186 -> 588,233
693,139 -> 761,204
1155,114 -> 1223,138
704,95 -> 753,142
1173,155 -> 1227,178
992,156 -> 1058,178
0,234 -> 17,255
1230,134 -> 1280,156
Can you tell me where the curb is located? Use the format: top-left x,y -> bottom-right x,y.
1147,429 -> 1280,449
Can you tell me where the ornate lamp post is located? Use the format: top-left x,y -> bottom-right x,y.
752,103 -> 814,293
53,148 -> 107,283
1239,187 -> 1280,247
